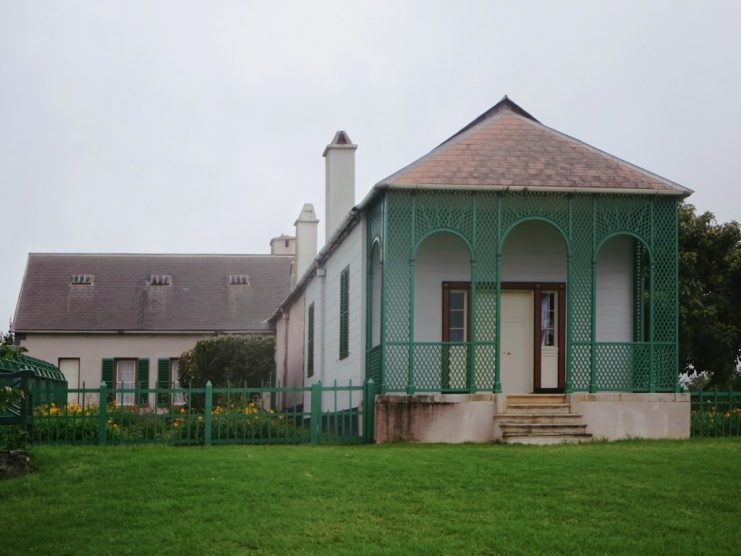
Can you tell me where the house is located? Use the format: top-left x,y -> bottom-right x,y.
13,244 -> 294,406
271,97 -> 692,443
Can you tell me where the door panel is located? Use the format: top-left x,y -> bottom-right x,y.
500,291 -> 534,393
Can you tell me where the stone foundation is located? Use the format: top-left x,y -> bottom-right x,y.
373,392 -> 690,443
375,393 -> 501,443
569,393 -> 690,440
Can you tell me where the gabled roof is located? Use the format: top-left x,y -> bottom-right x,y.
378,96 -> 692,195
14,254 -> 293,333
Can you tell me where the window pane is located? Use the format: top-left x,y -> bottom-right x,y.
450,291 -> 465,311
449,329 -> 464,342
450,310 -> 464,328
116,360 -> 136,405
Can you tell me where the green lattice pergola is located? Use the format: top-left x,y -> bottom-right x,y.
365,190 -> 679,394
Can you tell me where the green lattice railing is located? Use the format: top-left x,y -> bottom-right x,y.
365,190 -> 680,394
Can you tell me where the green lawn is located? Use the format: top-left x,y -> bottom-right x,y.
2,440 -> 739,555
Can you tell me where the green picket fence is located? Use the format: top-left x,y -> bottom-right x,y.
690,389 -> 741,438
15,379 -> 376,446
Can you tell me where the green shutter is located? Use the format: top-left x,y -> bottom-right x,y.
157,358 -> 170,407
137,358 -> 150,407
339,266 -> 350,359
101,358 -> 114,403
307,303 -> 315,378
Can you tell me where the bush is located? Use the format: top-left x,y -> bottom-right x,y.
178,335 -> 275,408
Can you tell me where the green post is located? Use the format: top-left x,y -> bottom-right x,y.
589,195 -> 597,393
493,193 -> 502,393
407,192 -> 416,395
98,381 -> 108,445
204,380 -> 213,446
649,262 -> 656,393
311,380 -> 322,444
565,195 -> 574,393
363,378 -> 375,443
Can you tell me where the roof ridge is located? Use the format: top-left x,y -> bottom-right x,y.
377,96 -> 538,187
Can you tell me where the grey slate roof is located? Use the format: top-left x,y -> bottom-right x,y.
14,254 -> 294,333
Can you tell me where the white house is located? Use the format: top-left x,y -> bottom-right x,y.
271,97 -> 692,443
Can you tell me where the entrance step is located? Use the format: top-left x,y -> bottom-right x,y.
495,394 -> 593,445
506,394 -> 567,405
506,403 -> 571,415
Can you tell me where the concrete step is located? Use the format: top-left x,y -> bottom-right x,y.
506,394 -> 567,405
494,413 -> 584,424
499,422 -> 589,435
501,432 -> 593,445
506,403 -> 571,414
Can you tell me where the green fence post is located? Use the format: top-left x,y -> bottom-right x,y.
98,382 -> 108,445
204,380 -> 213,446
311,381 -> 322,445
363,378 -> 375,443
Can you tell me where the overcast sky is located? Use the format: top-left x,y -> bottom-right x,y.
1,1 -> 740,330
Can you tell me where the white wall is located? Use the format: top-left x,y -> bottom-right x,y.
301,218 -> 366,410
596,236 -> 633,342
501,220 -> 567,282
414,232 -> 471,341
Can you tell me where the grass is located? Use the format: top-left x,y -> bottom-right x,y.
1,440 -> 740,555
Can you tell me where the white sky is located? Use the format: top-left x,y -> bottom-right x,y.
1,1 -> 740,329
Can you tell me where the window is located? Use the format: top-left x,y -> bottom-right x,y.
58,358 -> 80,404
228,274 -> 249,286
149,274 -> 172,286
541,291 -> 556,347
307,302 -> 315,377
115,359 -> 137,406
70,274 -> 94,285
171,358 -> 185,405
442,283 -> 470,342
339,266 -> 350,359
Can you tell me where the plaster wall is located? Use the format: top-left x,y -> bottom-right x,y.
274,293 -> 306,409
375,393 -> 499,443
570,393 -> 690,439
19,333 -> 217,405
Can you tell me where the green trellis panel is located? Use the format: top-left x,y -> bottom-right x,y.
365,189 -> 680,394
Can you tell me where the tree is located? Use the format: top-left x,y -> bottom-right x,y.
177,335 -> 275,389
679,203 -> 741,387
0,330 -> 27,359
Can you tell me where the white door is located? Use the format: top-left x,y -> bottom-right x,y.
500,291 -> 534,393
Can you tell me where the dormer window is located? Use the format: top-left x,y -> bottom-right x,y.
228,274 -> 249,286
71,274 -> 94,285
149,274 -> 172,286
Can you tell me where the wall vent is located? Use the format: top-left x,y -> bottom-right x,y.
149,274 -> 172,286
228,274 -> 250,286
71,274 -> 94,285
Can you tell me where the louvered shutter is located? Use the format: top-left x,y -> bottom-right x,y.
157,358 -> 170,407
137,358 -> 150,407
101,358 -> 114,403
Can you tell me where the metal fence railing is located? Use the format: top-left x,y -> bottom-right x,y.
4,379 -> 376,446
691,389 -> 741,438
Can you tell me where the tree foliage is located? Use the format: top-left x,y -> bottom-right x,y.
177,335 -> 275,389
679,203 -> 741,387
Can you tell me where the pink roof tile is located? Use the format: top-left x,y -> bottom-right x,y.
378,97 -> 691,195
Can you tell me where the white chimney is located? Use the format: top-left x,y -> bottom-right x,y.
294,203 -> 319,285
322,130 -> 357,241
